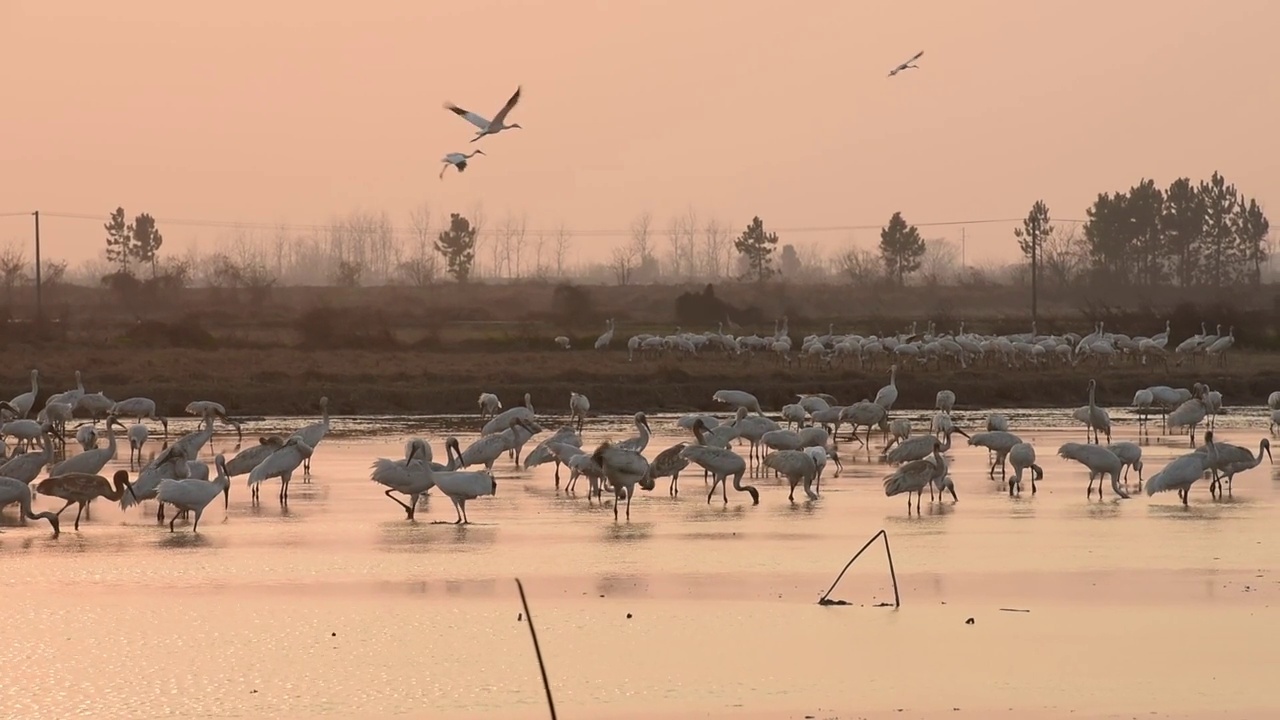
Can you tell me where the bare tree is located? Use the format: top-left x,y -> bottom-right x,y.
1040,224 -> 1089,288
532,232 -> 548,278
505,213 -> 527,278
470,203 -> 488,278
610,244 -> 636,285
918,238 -> 960,286
553,223 -> 573,278
790,242 -> 830,282
0,242 -> 27,305
665,217 -> 683,279
678,208 -> 700,278
838,247 -> 881,285
701,219 -> 728,279
408,202 -> 432,258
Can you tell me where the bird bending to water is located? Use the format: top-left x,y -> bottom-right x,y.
370,439 -> 435,519
888,50 -> 924,77
0,476 -> 60,536
156,455 -> 231,532
248,436 -> 314,503
36,469 -> 137,531
883,438 -> 944,514
1147,431 -> 1219,505
1008,442 -> 1042,495
1057,443 -> 1130,499
444,86 -> 523,142
440,150 -> 484,178
681,444 -> 758,505
591,442 -> 654,520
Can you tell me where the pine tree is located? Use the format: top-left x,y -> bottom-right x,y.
130,213 -> 164,278
733,216 -> 778,281
104,207 -> 131,274
434,212 -> 477,281
878,211 -> 925,286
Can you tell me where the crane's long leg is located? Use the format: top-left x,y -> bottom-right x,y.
169,512 -> 179,533
452,498 -> 464,524
74,502 -> 86,531
385,489 -> 413,518
192,508 -> 204,532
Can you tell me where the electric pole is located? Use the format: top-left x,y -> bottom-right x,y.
1030,230 -> 1039,327
960,227 -> 966,269
32,210 -> 42,329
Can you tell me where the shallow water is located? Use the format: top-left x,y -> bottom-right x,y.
2,408 -> 1278,720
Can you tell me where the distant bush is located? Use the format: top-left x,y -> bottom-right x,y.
550,283 -> 594,323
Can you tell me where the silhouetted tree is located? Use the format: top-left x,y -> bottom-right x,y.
129,212 -> 164,278
1236,197 -> 1270,286
1161,177 -> 1204,287
1014,200 -> 1052,262
1083,191 -> 1131,280
878,211 -> 924,286
1126,179 -> 1166,285
104,207 -> 131,275
0,243 -> 27,305
1198,172 -> 1240,287
434,212 -> 477,282
734,216 -> 778,281
779,244 -> 801,277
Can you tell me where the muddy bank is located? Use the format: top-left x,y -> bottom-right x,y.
7,346 -> 1278,417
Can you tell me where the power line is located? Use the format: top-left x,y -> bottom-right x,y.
30,209 -> 1092,238
0,211 -> 35,218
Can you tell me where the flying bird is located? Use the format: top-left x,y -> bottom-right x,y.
443,86 -> 523,142
888,50 -> 924,77
440,150 -> 485,179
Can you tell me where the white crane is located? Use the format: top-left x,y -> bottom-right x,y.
884,418 -> 912,451
478,392 -> 502,420
184,401 -> 243,444
37,402 -> 74,446
682,444 -> 758,505
554,336 -> 571,350
482,393 -> 534,436
882,439 -> 943,513
7,369 -> 38,419
440,149 -> 485,179
75,424 -> 98,451
370,439 -> 435,519
968,431 -> 1023,480
887,426 -> 968,464
459,417 -> 539,470
75,392 -> 115,421
935,389 -> 956,415
1,417 -> 55,452
1057,443 -> 1130,499
712,389 -> 764,416
45,370 -> 86,409
1197,438 -> 1271,496
615,411 -> 652,453
874,365 -> 899,410
290,396 -> 329,475
569,392 -> 591,433
434,441 -> 499,524
224,435 -> 286,477
1146,432 -> 1219,505
1131,388 -> 1156,430
522,427 -> 583,487
0,476 -> 60,536
155,455 -> 231,532
127,423 -> 148,466
1008,442 -> 1042,495
248,436 -> 315,503
48,418 -> 124,477
110,397 -> 168,438
1167,383 -> 1210,447
444,85 -> 523,142
888,50 -> 924,77
1108,442 -> 1144,488
762,449 -> 817,502
594,318 -> 615,350
985,413 -> 1010,432
0,428 -> 56,486
591,442 -> 654,520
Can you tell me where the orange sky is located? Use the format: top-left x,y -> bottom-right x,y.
3,0 -> 1277,267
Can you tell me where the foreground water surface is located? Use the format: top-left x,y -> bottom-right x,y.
2,408 -> 1278,720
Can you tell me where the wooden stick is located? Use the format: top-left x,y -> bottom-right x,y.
818,529 -> 900,608
515,578 -> 557,720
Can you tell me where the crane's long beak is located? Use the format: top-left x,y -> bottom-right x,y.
407,442 -> 421,463
223,485 -> 230,510
954,427 -> 971,439
1267,446 -> 1274,465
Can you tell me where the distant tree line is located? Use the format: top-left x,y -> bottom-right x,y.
1019,171 -> 1270,289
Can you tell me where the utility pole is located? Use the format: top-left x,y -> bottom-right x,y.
960,227 -> 966,268
32,210 -> 42,329
1030,230 -> 1039,328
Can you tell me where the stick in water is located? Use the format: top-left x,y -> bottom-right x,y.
818,529 -> 901,607
515,578 -> 558,720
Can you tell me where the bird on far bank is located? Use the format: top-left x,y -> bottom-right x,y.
444,86 -> 523,142
440,150 -> 485,179
888,50 -> 924,77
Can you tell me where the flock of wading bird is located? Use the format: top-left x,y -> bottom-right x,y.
0,363 -> 1277,537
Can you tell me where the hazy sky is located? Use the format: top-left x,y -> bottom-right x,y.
3,1 -> 1278,267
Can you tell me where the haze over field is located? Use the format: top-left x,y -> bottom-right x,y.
3,1 -> 1278,265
